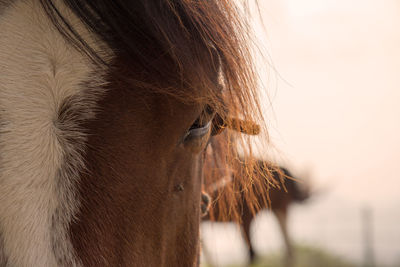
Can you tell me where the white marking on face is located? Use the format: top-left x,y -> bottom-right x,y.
0,0 -> 112,265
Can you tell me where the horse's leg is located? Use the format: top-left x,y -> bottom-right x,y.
200,239 -> 216,267
241,210 -> 256,264
274,209 -> 294,267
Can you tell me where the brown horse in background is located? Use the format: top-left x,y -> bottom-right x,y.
202,133 -> 310,267
203,165 -> 310,267
0,1 -> 269,266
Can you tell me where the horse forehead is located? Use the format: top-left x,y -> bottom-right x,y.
0,0 -> 111,266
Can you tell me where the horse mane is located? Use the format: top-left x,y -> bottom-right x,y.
40,0 -> 272,219
204,132 -> 284,221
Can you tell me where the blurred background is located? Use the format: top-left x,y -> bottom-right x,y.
201,0 -> 400,266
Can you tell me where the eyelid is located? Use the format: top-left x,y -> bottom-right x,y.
187,121 -> 212,138
182,120 -> 212,145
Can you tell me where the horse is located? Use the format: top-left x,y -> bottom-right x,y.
0,0 -> 268,266
202,135 -> 310,267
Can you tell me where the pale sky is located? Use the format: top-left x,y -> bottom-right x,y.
256,0 -> 400,206
202,1 -> 400,265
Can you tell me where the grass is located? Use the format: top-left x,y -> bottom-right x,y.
251,244 -> 358,267
202,244 -> 360,267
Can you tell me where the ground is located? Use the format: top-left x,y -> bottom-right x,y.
202,244 -> 367,267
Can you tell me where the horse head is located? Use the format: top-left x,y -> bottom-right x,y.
0,0 -> 265,266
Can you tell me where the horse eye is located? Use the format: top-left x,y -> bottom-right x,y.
183,106 -> 215,142
187,120 -> 212,138
182,119 -> 212,150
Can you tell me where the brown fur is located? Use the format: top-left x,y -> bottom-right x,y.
69,60 -> 210,266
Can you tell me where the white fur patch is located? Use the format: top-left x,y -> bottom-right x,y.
0,0 -> 111,266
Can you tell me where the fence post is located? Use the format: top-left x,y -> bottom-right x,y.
362,206 -> 374,267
